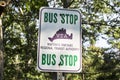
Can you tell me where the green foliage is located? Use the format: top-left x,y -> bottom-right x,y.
3,0 -> 49,80
2,0 -> 120,80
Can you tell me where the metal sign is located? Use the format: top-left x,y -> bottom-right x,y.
37,7 -> 82,73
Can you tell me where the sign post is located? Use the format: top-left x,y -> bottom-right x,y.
37,7 -> 82,73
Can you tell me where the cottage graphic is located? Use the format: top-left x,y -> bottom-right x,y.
48,28 -> 73,42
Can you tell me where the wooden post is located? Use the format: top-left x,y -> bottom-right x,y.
61,0 -> 74,8
47,0 -> 75,80
57,72 -> 65,80
56,1 -> 74,80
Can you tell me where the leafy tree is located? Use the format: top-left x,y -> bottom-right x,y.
1,0 -> 120,80
78,0 -> 120,79
3,0 -> 51,80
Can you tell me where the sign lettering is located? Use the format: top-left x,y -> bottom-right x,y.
43,12 -> 78,24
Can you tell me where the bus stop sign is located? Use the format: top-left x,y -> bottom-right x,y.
37,7 -> 82,73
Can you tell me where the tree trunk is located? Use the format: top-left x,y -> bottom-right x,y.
0,18 -> 3,80
0,1 -> 8,79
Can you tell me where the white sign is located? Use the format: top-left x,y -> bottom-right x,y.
37,7 -> 82,73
